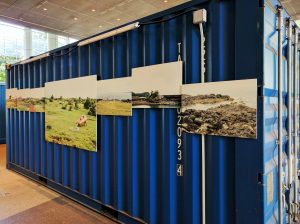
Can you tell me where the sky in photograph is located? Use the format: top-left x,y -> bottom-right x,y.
99,92 -> 132,101
181,79 -> 257,108
6,88 -> 18,99
45,75 -> 97,99
97,77 -> 132,98
18,87 -> 45,99
131,61 -> 182,95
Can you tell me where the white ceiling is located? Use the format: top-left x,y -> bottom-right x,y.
280,0 -> 300,26
0,0 -> 190,39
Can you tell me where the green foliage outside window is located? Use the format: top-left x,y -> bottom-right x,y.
0,55 -> 20,82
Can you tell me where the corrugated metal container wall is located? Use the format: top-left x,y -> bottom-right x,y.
0,82 -> 5,144
7,0 -> 294,223
264,1 -> 299,223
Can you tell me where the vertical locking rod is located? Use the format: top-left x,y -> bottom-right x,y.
293,27 -> 299,219
277,6 -> 283,224
286,18 -> 293,224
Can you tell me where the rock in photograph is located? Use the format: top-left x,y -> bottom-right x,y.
180,79 -> 257,139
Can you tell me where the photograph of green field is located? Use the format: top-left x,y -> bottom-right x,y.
97,92 -> 132,116
6,88 -> 18,109
45,75 -> 97,152
97,77 -> 132,116
17,88 -> 45,112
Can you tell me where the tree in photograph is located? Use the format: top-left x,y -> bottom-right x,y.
88,105 -> 96,116
50,94 -> 54,102
84,97 -> 92,109
75,101 -> 79,110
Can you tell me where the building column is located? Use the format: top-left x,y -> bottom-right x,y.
24,27 -> 32,59
48,33 -> 57,51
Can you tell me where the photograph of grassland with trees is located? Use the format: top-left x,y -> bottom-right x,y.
17,88 -> 45,112
6,88 -> 18,109
97,92 -> 132,116
45,76 -> 97,152
97,77 -> 132,116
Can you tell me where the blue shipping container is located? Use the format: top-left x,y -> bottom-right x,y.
0,82 -> 5,144
5,0 -> 300,223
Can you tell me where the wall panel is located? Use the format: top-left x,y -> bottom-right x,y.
5,0 -> 276,223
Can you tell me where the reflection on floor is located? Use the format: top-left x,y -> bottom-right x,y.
0,144 -> 116,224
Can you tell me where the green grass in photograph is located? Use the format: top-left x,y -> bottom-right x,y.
6,100 -> 17,109
45,98 -> 97,151
17,98 -> 45,112
97,100 -> 132,116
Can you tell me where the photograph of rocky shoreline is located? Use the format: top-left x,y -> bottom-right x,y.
132,91 -> 181,108
132,61 -> 182,108
180,79 -> 257,139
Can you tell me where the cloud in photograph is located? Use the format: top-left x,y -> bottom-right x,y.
97,77 -> 132,99
45,75 -> 97,99
132,61 -> 182,95
18,87 -> 44,99
181,79 -> 257,108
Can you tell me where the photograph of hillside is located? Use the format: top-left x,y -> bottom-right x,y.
131,61 -> 182,108
6,88 -> 18,109
17,88 -> 45,112
97,77 -> 132,116
180,79 -> 257,139
45,75 -> 97,152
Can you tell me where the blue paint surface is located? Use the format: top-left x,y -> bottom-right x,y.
6,0 -> 297,223
0,83 -> 5,144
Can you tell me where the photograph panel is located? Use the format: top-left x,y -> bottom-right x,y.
180,79 -> 257,139
6,88 -> 18,109
45,75 -> 97,152
17,87 -> 45,112
97,92 -> 132,116
97,77 -> 132,116
131,61 -> 182,108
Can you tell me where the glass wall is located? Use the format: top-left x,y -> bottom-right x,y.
0,21 -> 78,82
32,29 -> 48,56
0,22 -> 24,82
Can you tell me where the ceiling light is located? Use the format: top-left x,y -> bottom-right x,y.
91,9 -> 96,12
98,25 -> 102,28
74,17 -> 78,21
116,18 -> 121,21
43,8 -> 47,11
164,0 -> 168,2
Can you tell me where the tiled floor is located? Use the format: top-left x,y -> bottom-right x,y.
0,144 -> 116,224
